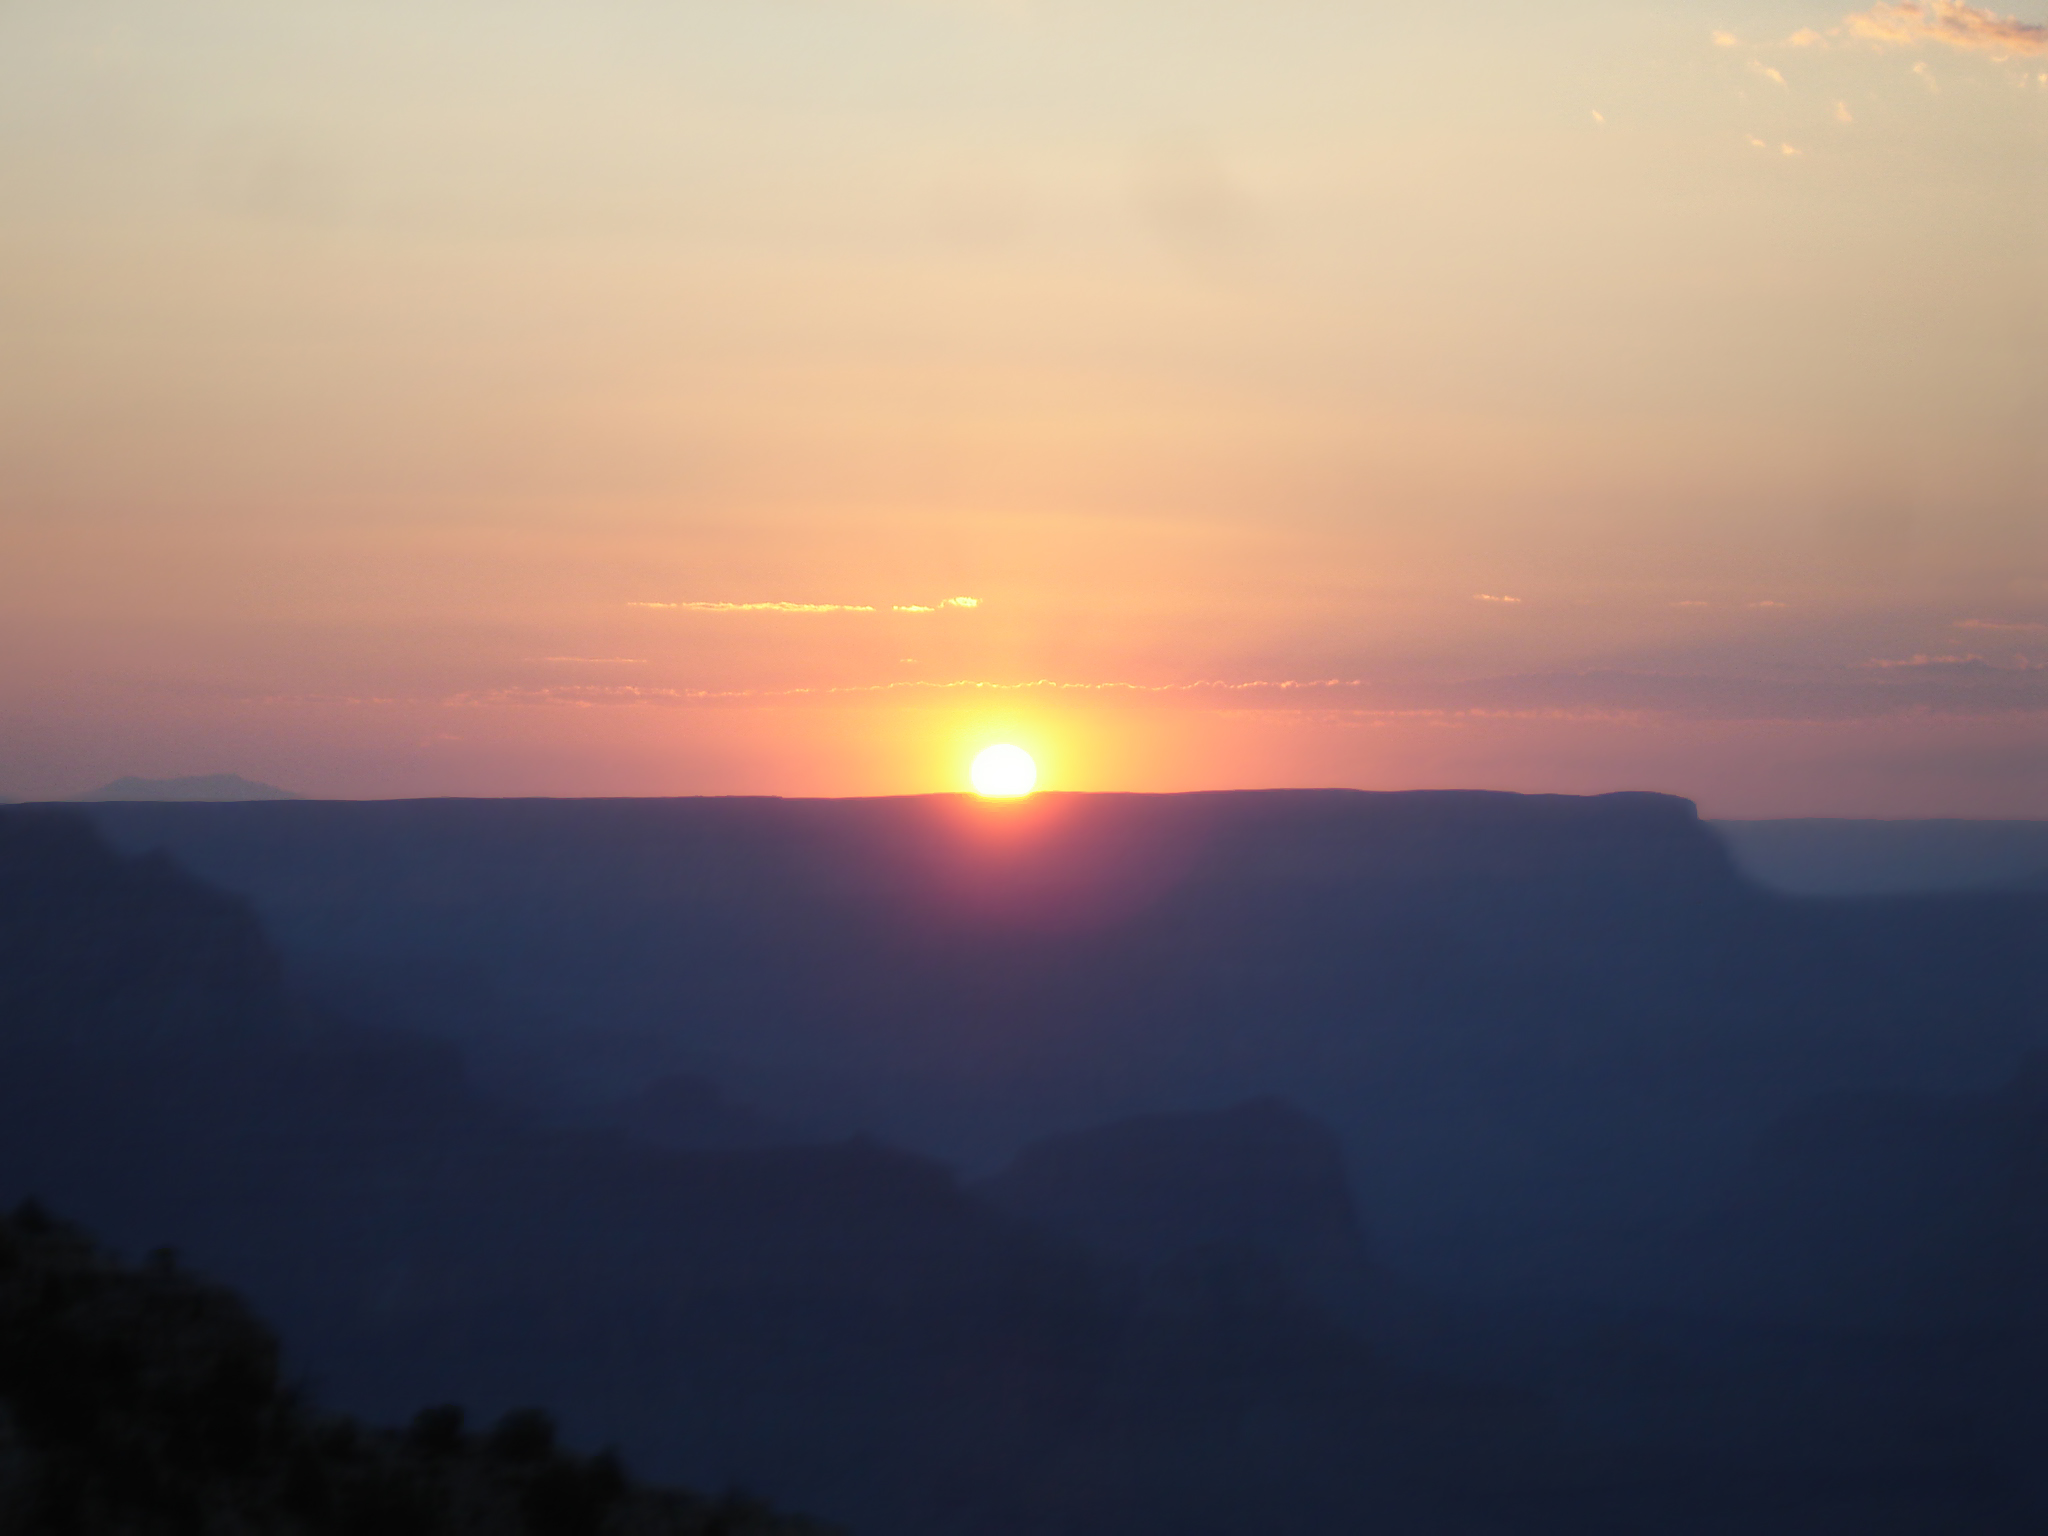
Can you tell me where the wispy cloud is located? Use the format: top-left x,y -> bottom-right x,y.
1802,1 -> 2048,54
1955,617 -> 2047,632
1473,593 -> 1522,603
430,661 -> 2048,723
1714,29 -> 1743,46
442,677 -> 1374,710
630,596 -> 978,614
629,600 -> 876,613
537,656 -> 648,664
1748,599 -> 1789,608
1750,59 -> 1789,83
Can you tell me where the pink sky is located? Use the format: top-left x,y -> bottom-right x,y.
3,2 -> 2043,812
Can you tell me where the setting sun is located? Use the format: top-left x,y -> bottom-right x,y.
970,744 -> 1037,798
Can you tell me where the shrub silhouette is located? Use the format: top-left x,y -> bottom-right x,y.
0,1201 -> 834,1535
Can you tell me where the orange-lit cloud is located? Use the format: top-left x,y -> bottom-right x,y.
1473,594 -> 1522,604
1805,1 -> 2048,53
1955,618 -> 2046,631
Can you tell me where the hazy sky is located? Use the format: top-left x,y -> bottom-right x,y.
3,0 -> 2043,811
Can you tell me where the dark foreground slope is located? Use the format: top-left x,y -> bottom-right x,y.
0,1203 -> 823,1536
75,791 -> 2048,1296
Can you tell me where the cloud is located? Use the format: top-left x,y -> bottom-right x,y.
537,656 -> 648,664
1954,617 -> 2047,632
629,600 -> 875,613
1673,600 -> 1711,608
1748,599 -> 1789,608
1714,29 -> 1743,45
1473,594 -> 1522,603
1750,59 -> 1790,83
1835,99 -> 1857,119
353,659 -> 2048,726
631,595 -> 977,614
893,597 -> 980,612
1834,1 -> 2048,54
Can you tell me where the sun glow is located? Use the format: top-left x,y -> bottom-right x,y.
970,744 -> 1037,797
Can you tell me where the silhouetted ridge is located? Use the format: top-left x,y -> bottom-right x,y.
0,809 -> 288,1052
70,788 -> 2048,1302
13,801 -> 2048,1531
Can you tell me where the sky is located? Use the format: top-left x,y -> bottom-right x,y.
2,0 -> 2043,812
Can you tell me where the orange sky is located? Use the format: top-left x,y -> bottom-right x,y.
2,1 -> 2043,811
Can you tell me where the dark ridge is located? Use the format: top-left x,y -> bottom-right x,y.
68,790 -> 2048,1299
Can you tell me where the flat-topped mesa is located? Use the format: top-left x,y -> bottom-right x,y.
70,773 -> 303,803
69,786 -> 1735,921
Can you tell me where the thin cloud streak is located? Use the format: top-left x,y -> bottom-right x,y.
629,601 -> 877,613
630,596 -> 979,614
420,664 -> 2048,723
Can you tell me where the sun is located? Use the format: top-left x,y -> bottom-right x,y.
970,743 -> 1037,798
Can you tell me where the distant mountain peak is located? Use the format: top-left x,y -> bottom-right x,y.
71,773 -> 304,803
